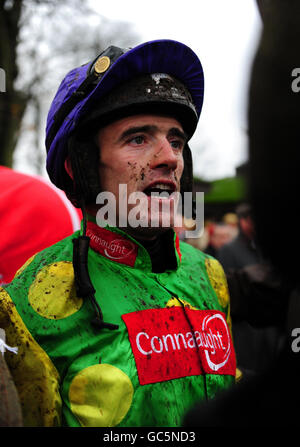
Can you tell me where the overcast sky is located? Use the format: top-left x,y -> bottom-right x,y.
90,0 -> 262,180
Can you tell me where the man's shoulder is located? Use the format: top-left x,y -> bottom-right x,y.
178,241 -> 230,310
179,239 -> 211,264
179,241 -> 228,285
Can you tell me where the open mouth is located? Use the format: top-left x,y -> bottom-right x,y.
143,182 -> 176,198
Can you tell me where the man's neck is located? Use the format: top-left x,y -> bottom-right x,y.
85,213 -> 177,272
136,230 -> 176,273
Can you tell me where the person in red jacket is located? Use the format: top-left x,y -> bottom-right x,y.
0,166 -> 81,285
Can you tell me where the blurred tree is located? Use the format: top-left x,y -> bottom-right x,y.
0,0 -> 139,173
0,0 -> 25,168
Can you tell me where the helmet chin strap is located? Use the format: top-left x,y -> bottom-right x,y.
72,196 -> 119,331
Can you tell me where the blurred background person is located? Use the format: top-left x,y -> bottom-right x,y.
204,221 -> 235,258
0,328 -> 22,426
218,203 -> 260,270
0,166 -> 81,285
221,212 -> 239,239
218,203 -> 284,378
184,0 -> 300,427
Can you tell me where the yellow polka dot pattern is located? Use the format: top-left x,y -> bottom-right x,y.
69,364 -> 134,427
166,297 -> 198,310
205,257 -> 230,308
28,261 -> 83,319
0,288 -> 62,426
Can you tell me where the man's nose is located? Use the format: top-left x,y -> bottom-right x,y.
150,138 -> 178,171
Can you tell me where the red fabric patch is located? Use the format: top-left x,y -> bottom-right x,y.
122,307 -> 236,385
86,221 -> 138,267
0,166 -> 81,284
175,233 -> 182,261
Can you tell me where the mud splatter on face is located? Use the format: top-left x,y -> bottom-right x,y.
127,161 -> 140,182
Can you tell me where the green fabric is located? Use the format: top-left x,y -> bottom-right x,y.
3,224 -> 235,427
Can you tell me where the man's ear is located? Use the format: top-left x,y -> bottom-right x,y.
64,156 -> 74,180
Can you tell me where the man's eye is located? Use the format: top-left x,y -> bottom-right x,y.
170,140 -> 184,150
129,135 -> 145,145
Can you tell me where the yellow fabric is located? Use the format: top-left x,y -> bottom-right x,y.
166,297 -> 198,310
69,364 -> 134,427
0,288 -> 62,426
235,367 -> 243,383
28,261 -> 83,319
205,257 -> 232,331
205,257 -> 230,308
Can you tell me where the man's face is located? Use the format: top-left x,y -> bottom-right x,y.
210,225 -> 233,249
240,216 -> 255,240
95,114 -> 187,238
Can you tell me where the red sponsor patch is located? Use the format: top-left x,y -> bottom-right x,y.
86,221 -> 138,267
122,307 -> 236,385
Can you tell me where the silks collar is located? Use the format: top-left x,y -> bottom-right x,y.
83,218 -> 181,272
